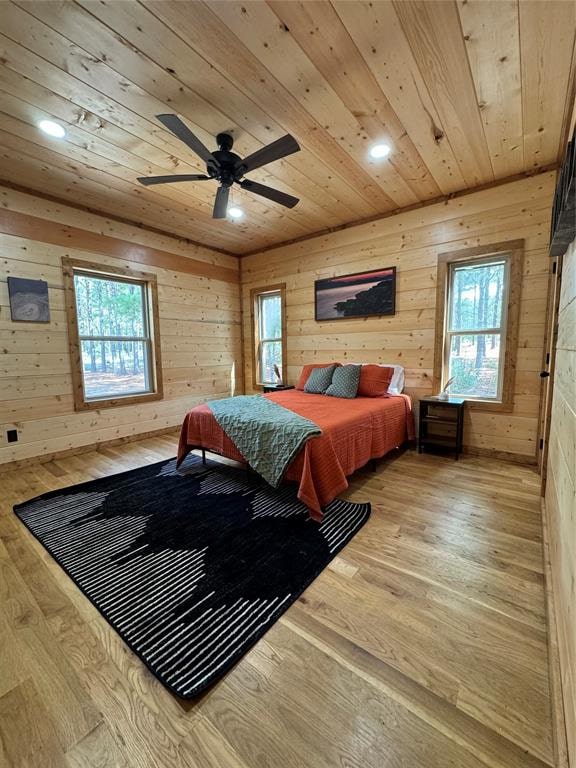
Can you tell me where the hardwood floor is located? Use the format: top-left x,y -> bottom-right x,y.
0,435 -> 555,768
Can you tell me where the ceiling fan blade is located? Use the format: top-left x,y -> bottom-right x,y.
236,134 -> 300,174
240,179 -> 299,208
137,174 -> 210,186
156,114 -> 219,167
213,185 -> 230,219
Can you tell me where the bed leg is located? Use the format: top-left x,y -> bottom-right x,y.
371,458 -> 377,472
201,449 -> 206,466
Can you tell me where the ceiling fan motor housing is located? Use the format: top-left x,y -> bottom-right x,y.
210,133 -> 245,186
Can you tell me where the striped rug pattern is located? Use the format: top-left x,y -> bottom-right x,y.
14,455 -> 370,698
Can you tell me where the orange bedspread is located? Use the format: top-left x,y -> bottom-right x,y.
177,390 -> 414,520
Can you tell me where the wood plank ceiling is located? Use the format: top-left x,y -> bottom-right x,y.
0,0 -> 574,255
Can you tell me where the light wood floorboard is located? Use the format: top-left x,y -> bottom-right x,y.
0,435 -> 554,767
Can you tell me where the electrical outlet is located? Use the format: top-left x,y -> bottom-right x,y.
7,429 -> 18,443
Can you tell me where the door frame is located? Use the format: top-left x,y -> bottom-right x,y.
538,254 -> 563,491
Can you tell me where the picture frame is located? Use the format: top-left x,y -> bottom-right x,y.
314,266 -> 396,321
7,277 -> 51,323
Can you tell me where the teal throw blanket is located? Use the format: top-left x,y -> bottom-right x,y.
207,395 -> 321,487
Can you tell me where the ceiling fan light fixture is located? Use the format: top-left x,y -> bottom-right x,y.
369,143 -> 391,159
228,206 -> 244,219
38,119 -> 66,138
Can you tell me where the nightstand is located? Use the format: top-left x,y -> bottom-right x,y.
418,397 -> 465,460
262,384 -> 295,393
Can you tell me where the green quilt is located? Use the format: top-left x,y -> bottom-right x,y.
207,395 -> 321,487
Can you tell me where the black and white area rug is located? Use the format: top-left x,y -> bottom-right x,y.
14,454 -> 370,698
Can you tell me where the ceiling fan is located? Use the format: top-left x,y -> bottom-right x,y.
137,114 -> 301,219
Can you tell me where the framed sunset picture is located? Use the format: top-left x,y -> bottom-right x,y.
314,267 -> 396,321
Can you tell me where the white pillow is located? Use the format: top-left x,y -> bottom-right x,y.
385,364 -> 405,395
349,363 -> 405,395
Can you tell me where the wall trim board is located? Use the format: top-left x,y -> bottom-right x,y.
0,178 -> 236,259
541,497 -> 571,768
239,165 -> 559,258
0,426 -> 181,474
0,208 -> 239,285
462,445 -> 538,466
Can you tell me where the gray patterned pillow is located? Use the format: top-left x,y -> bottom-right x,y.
304,364 -> 338,394
325,364 -> 361,399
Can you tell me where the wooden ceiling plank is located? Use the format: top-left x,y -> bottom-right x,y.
13,0 -> 332,233
0,114 -> 316,246
0,34 -> 223,183
73,0 -> 364,225
267,0 -> 442,202
0,145 -> 267,249
0,93 -> 312,237
519,0 -> 576,169
0,17 -> 326,246
73,0 -> 358,226
332,0 -> 467,196
142,0 -> 396,213
457,0 -> 524,180
0,40 -> 221,177
392,0 -> 495,186
205,0 -> 421,209
0,150 -> 212,245
0,63 -> 331,242
0,3 -> 311,237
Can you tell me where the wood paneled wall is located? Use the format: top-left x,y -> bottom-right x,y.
241,172 -> 556,461
546,237 -> 576,765
0,185 -> 241,465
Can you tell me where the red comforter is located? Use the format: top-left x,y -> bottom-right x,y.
177,390 -> 414,520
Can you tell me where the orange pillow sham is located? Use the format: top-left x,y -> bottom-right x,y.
296,362 -> 341,390
357,364 -> 394,397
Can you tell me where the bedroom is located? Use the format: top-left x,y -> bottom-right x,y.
0,1 -> 575,766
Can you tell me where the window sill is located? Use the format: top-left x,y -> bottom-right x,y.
74,391 -> 163,411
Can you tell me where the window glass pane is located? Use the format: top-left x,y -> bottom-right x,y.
260,340 -> 282,384
449,261 -> 506,332
448,334 -> 501,398
74,274 -> 146,338
259,293 -> 281,340
80,340 -> 150,399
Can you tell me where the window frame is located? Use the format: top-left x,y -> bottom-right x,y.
250,283 -> 287,388
433,240 -> 524,413
62,257 -> 163,411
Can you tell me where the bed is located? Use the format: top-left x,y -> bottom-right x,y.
177,387 -> 414,520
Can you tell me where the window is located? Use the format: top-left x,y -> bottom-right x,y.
251,284 -> 286,386
63,258 -> 163,410
434,241 -> 523,411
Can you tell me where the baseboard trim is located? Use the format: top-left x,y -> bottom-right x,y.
463,445 -> 538,466
0,426 -> 180,474
541,497 -> 570,768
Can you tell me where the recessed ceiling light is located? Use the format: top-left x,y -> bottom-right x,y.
228,206 -> 244,219
369,143 -> 391,159
38,119 -> 66,138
